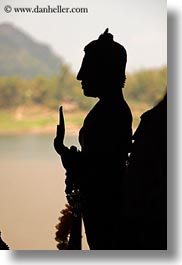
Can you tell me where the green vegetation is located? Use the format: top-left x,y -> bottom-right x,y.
0,63 -> 96,111
0,66 -> 167,133
0,65 -> 167,110
124,66 -> 167,105
124,66 -> 167,128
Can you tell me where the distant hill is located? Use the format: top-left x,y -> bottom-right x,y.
0,23 -> 62,78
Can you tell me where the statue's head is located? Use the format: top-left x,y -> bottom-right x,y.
77,29 -> 127,98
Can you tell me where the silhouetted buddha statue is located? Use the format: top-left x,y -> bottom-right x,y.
54,29 -> 132,249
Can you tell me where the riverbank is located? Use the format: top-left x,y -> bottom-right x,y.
0,102 -> 151,135
0,105 -> 85,136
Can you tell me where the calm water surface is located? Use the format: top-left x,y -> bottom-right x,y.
0,134 -> 88,250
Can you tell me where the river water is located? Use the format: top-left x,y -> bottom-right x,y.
0,134 -> 88,250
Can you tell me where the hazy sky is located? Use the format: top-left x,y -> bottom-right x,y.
0,0 -> 167,73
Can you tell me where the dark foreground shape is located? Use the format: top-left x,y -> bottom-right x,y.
122,94 -> 167,250
0,232 -> 9,250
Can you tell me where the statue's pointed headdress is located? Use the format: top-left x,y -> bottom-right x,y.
84,28 -> 127,73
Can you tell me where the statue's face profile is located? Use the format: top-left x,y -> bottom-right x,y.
77,31 -> 127,98
77,51 -> 102,98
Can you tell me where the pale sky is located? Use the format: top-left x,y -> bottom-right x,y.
0,0 -> 167,74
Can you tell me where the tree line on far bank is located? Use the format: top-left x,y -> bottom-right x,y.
0,64 -> 166,111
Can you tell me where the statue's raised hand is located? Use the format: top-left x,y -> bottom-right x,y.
54,106 -> 65,154
54,106 -> 80,171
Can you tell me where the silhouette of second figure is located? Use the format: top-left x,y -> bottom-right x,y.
54,29 -> 132,249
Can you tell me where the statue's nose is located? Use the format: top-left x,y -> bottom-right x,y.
77,67 -> 82,80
